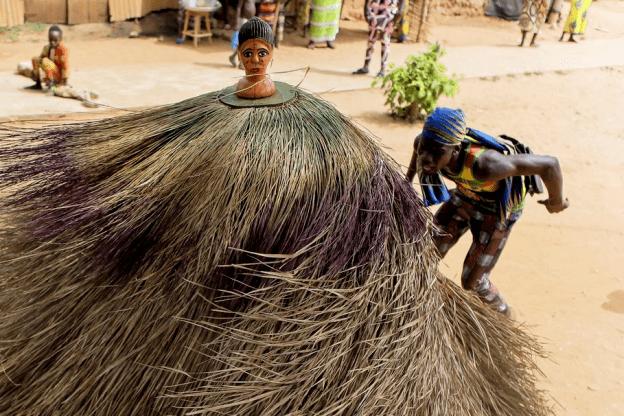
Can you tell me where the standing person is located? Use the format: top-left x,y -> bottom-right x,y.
229,0 -> 257,67
394,2 -> 409,43
406,107 -> 569,316
20,25 -> 69,90
177,0 -> 186,44
353,0 -> 406,78
560,0 -> 593,42
307,0 -> 341,49
518,0 -> 549,47
545,0 -> 564,27
297,0 -> 312,36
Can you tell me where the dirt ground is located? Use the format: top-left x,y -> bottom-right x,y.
1,1 -> 623,415
325,67 -> 624,415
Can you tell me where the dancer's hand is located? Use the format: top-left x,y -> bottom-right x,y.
538,197 -> 569,213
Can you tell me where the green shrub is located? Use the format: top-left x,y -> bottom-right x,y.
374,44 -> 459,122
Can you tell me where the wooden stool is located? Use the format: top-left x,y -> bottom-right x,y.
182,7 -> 216,47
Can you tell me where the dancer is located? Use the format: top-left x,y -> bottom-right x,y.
518,0 -> 549,47
560,0 -> 593,42
307,0 -> 341,49
407,107 -> 569,315
353,0 -> 405,77
1,19 -> 551,416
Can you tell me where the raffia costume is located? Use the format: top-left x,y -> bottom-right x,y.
0,18 -> 552,416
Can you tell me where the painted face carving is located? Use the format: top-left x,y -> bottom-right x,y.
238,39 -> 272,78
234,32 -> 276,99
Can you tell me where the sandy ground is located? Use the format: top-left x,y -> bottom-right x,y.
325,67 -> 624,415
1,1 -> 624,415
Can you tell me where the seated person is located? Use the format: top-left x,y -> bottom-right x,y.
17,25 -> 98,107
18,25 -> 69,89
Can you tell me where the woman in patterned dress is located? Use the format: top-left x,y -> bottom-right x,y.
518,0 -> 549,47
307,0 -> 342,49
560,0 -> 593,42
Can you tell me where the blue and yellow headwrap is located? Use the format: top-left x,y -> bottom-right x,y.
419,107 -> 467,207
422,107 -> 467,146
418,107 -> 523,220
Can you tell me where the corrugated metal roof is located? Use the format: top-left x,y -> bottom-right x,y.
0,0 -> 25,27
109,0 -> 178,22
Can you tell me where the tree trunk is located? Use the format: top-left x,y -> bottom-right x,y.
407,102 -> 422,123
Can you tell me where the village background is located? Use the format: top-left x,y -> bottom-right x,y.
1,0 -> 623,415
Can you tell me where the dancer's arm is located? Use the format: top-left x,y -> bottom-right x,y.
474,151 -> 569,213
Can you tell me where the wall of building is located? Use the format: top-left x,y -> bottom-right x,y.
341,0 -> 486,21
109,0 -> 177,22
0,0 -> 24,27
430,0 -> 485,16
1,0 -> 180,26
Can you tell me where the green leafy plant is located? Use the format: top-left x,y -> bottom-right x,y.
26,22 -> 47,32
0,26 -> 21,42
374,44 -> 458,122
